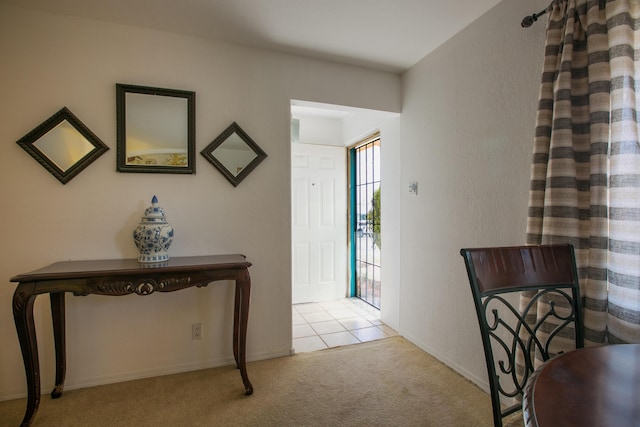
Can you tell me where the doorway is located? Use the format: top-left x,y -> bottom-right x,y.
290,101 -> 398,353
350,134 -> 381,308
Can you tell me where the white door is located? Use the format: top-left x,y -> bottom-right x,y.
291,143 -> 347,304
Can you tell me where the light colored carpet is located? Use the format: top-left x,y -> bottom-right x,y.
0,336 -> 520,426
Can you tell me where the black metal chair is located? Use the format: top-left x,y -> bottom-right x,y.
459,244 -> 584,427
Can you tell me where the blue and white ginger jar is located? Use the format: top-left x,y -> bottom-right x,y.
133,196 -> 174,263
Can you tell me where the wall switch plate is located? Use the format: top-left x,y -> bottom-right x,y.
408,182 -> 418,196
192,323 -> 202,340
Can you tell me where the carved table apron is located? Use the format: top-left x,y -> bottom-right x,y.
10,254 -> 253,427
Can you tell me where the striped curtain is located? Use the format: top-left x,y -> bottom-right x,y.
524,0 -> 640,350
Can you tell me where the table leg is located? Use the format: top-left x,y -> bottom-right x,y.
50,292 -> 66,398
12,282 -> 40,427
236,268 -> 253,395
233,283 -> 240,368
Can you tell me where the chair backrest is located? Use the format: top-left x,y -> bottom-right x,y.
460,244 -> 584,427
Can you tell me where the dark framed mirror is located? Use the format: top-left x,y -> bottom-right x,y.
201,122 -> 267,187
17,107 -> 109,184
116,83 -> 195,174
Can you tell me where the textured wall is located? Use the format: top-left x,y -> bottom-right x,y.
397,0 -> 548,388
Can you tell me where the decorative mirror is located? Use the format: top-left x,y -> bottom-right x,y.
116,83 -> 195,174
201,122 -> 267,187
16,107 -> 109,184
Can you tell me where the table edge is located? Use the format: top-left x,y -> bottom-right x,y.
10,254 -> 251,282
522,344 -> 640,427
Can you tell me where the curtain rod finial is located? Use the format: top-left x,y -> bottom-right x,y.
521,14 -> 537,28
521,3 -> 551,28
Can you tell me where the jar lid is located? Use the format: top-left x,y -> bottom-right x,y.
142,195 -> 167,219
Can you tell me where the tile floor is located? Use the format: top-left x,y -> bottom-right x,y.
292,298 -> 398,353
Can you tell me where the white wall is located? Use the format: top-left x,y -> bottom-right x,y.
0,4 -> 400,400
296,116 -> 343,147
396,0 -> 548,389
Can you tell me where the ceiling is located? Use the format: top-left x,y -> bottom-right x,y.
2,0 -> 504,74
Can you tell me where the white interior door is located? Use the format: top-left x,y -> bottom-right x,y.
292,143 -> 347,304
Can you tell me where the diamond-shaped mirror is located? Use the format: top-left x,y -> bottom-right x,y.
201,122 -> 267,187
17,107 -> 109,184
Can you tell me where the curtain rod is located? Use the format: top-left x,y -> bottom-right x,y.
521,1 -> 554,28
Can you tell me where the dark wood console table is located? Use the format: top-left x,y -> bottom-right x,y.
10,254 -> 253,427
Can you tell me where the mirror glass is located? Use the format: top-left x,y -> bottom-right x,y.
116,84 -> 195,174
33,120 -> 95,172
211,132 -> 258,177
201,122 -> 267,187
17,107 -> 109,184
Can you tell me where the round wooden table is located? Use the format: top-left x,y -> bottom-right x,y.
523,344 -> 640,427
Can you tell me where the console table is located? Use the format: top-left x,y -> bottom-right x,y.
10,254 -> 253,427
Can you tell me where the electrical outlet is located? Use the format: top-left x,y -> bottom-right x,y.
192,323 -> 202,340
